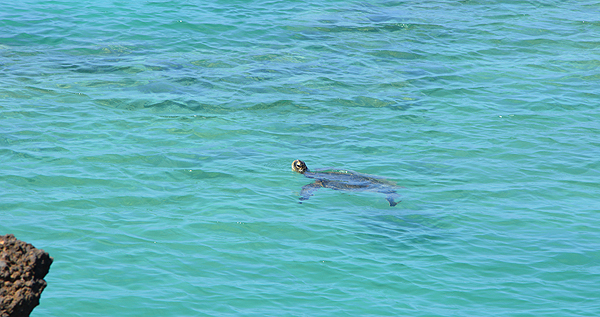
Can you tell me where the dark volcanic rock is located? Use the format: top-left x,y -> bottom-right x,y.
0,234 -> 53,317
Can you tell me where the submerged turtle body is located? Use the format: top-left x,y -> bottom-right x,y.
292,160 -> 401,206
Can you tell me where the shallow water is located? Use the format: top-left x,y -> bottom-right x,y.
2,0 -> 600,316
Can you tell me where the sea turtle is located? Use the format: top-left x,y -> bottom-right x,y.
292,159 -> 401,206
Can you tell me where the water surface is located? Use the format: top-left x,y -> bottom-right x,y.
2,0 -> 600,316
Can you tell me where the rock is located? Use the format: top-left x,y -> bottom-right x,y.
0,234 -> 53,317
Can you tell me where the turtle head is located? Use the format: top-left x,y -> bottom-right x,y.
292,160 -> 308,173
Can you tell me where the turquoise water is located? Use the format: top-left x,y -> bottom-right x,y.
2,0 -> 600,315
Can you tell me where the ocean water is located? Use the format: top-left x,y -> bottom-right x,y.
2,0 -> 600,315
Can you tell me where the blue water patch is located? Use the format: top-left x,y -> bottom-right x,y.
2,0 -> 600,316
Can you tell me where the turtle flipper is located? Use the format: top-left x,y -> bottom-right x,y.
385,193 -> 401,207
299,181 -> 323,203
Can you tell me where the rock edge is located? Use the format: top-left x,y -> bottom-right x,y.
1,234 -> 53,317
